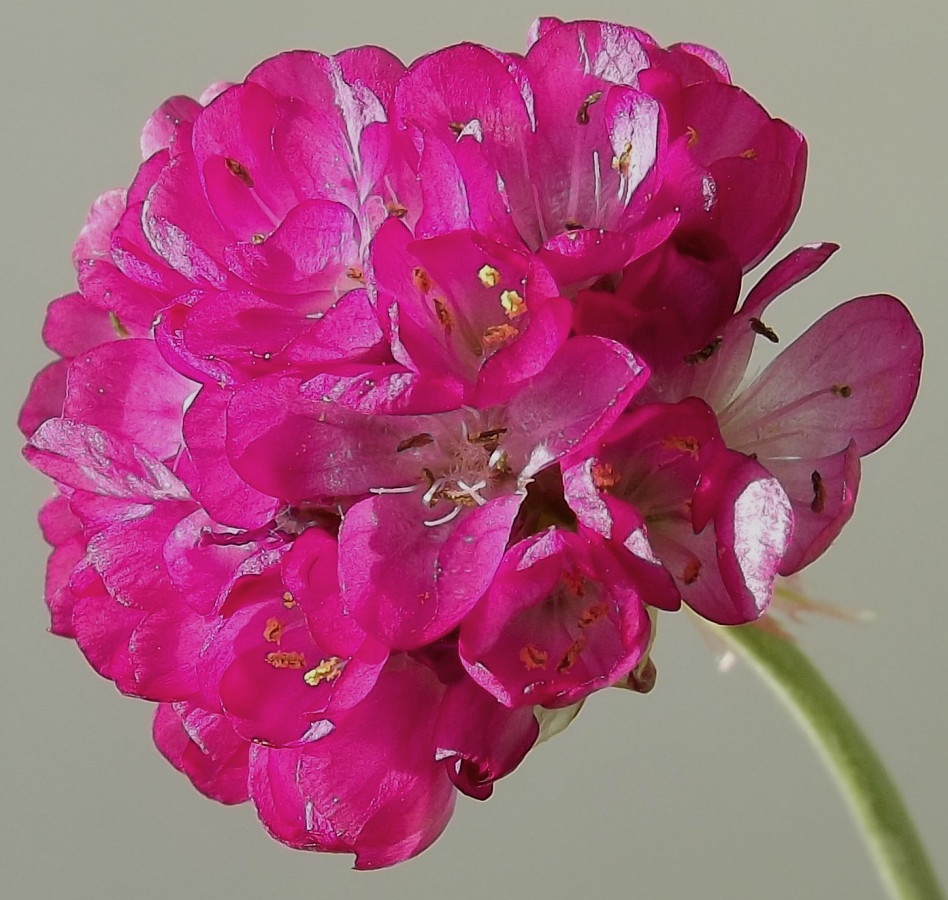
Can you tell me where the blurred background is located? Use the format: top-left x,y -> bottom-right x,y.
1,1 -> 944,897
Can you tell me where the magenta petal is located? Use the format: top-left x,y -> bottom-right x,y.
227,375 -> 430,501
695,241 -> 839,408
43,293 -> 117,358
71,568 -> 143,693
710,459 -> 793,622
18,360 -> 69,438
338,492 -> 522,650
223,200 -> 360,294
26,420 -> 189,501
765,442 -> 861,574
721,295 -> 923,458
503,336 -> 649,477
153,702 -> 250,805
435,675 -> 539,800
140,95 -> 201,159
459,529 -> 652,707
249,656 -> 456,868
183,385 -> 279,529
63,339 -> 194,460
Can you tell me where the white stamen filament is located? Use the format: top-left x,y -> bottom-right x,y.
422,477 -> 447,507
369,485 -> 418,495
424,506 -> 463,528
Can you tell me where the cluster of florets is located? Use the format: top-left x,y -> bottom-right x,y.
21,17 -> 921,868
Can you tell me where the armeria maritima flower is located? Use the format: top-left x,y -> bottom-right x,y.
21,16 -> 921,868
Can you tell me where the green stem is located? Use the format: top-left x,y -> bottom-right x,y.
713,622 -> 943,900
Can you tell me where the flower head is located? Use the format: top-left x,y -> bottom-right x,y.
21,17 -> 921,868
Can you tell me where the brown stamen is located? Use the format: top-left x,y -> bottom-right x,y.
265,650 -> 306,669
520,644 -> 549,671
557,636 -> 587,673
385,200 -> 408,218
684,336 -> 722,364
576,91 -> 603,125
482,323 -> 519,350
225,158 -> 254,187
412,267 -> 432,293
683,558 -> 702,585
750,317 -> 779,343
833,383 -> 853,398
579,602 -> 608,628
591,461 -> 621,490
396,433 -> 434,453
433,297 -> 453,333
811,470 -> 827,514
663,435 -> 701,461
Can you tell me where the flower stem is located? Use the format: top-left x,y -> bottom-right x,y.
713,622 -> 943,900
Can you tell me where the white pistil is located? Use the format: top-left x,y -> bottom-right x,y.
424,506 -> 463,528
456,479 -> 489,506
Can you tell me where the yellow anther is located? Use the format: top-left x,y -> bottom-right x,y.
500,289 -> 527,318
303,657 -> 343,686
611,142 -> 633,176
265,650 -> 306,669
262,618 -> 284,644
477,264 -> 501,288
482,323 -> 519,350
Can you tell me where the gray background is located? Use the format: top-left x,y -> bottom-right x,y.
1,1 -> 945,897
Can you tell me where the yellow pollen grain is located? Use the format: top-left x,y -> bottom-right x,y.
500,289 -> 526,318
685,125 -> 699,148
262,617 -> 284,644
281,591 -> 296,609
346,265 -> 366,284
385,200 -> 408,218
265,650 -> 306,669
477,264 -> 501,288
739,148 -> 759,159
251,233 -> 267,245
303,657 -> 343,686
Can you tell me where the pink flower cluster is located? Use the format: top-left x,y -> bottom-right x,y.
21,18 -> 921,867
